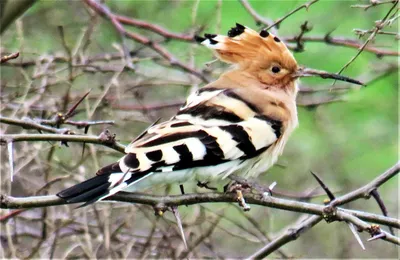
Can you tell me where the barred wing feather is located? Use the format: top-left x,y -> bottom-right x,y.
57,87 -> 282,206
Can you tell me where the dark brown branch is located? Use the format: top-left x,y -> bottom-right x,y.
310,171 -> 335,201
0,52 -> 19,63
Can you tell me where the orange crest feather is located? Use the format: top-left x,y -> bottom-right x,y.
196,23 -> 297,72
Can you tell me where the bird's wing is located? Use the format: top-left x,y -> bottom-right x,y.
57,87 -> 282,205
121,87 -> 282,172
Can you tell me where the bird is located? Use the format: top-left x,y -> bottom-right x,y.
57,23 -> 362,207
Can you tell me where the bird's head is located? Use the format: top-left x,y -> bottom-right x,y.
196,23 -> 363,91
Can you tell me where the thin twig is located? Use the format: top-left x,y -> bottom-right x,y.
353,28 -> 399,38
0,116 -> 70,134
265,0 -> 320,30
238,0 -> 274,27
83,0 -> 208,83
370,189 -> 395,235
330,161 -> 400,207
247,215 -> 323,259
0,52 -> 19,63
0,132 -> 126,153
284,35 -> 399,56
115,15 -> 195,42
337,1 -> 399,75
351,0 -> 398,10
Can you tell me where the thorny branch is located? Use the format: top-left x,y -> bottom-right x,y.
247,162 -> 400,257
248,215 -> 323,259
1,189 -> 399,232
0,132 -> 126,153
1,163 -> 399,247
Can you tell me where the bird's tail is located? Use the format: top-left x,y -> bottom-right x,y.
195,23 -> 291,67
57,162 -> 138,207
57,173 -> 114,207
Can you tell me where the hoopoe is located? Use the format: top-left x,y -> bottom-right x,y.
57,23 -> 362,206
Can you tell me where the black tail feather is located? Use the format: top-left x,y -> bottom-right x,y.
57,174 -> 112,204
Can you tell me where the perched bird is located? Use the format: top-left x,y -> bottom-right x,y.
57,23 -> 362,206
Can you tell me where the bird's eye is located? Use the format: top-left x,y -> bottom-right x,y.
271,66 -> 281,73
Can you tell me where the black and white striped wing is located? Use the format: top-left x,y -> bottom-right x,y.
57,88 -> 282,205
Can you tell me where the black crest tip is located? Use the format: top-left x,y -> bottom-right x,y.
209,38 -> 218,45
259,30 -> 269,38
194,35 -> 206,43
235,23 -> 245,29
228,23 -> 245,37
273,36 -> 281,42
204,33 -> 217,39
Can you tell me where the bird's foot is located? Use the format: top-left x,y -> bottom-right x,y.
227,174 -> 277,197
179,184 -> 185,195
226,182 -> 251,211
197,181 -> 218,191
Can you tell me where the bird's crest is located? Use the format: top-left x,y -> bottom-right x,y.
195,23 -> 297,71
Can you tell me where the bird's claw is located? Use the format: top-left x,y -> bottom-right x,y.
227,182 -> 251,211
197,181 -> 218,191
236,189 -> 251,211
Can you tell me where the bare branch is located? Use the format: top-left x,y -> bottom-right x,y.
284,35 -> 399,56
330,161 -> 400,207
0,131 -> 126,153
338,1 -> 399,75
0,52 -> 19,63
353,28 -> 399,38
82,0 -> 209,83
370,189 -> 395,235
0,116 -> 70,134
336,210 -> 400,245
115,15 -> 195,42
238,0 -> 274,27
247,215 -> 323,258
265,0 -> 320,30
351,0 -> 399,10
1,191 -> 399,230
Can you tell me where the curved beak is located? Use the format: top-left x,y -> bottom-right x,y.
293,67 -> 365,86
